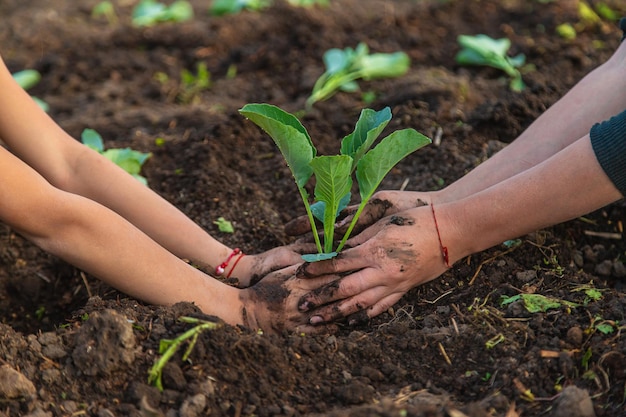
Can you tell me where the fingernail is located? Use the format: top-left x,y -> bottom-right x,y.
299,301 -> 310,311
310,316 -> 324,325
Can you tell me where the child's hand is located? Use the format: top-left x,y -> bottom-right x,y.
237,264 -> 339,334
230,242 -> 317,287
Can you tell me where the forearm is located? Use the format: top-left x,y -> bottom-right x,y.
438,40 -> 626,203
440,135 -> 623,262
66,146 -> 233,270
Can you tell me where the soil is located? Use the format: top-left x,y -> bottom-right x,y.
1,0 -> 625,416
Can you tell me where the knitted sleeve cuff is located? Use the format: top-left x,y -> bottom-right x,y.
590,110 -> 626,196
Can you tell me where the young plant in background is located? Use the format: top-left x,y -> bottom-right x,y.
91,1 -> 118,26
305,42 -> 410,110
148,316 -> 221,391
209,0 -> 271,16
240,103 -> 430,262
12,69 -> 49,112
81,128 -> 152,186
131,0 -> 194,27
455,34 -> 526,92
178,62 -> 212,104
288,0 -> 329,7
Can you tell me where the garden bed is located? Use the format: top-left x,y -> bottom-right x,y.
1,0 -> 625,416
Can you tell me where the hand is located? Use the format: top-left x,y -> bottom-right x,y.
231,242 -> 318,287
284,190 -> 433,238
238,264 -> 340,334
296,205 -> 449,325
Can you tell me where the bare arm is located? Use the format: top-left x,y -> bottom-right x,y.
0,146 -> 244,323
441,134 -> 622,262
438,39 -> 626,203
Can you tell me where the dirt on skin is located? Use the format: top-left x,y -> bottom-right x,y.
1,0 -> 626,416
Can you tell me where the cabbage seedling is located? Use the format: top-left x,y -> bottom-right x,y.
12,69 -> 49,112
240,103 -> 430,262
455,34 -> 526,92
306,43 -> 410,110
209,0 -> 271,16
131,0 -> 193,27
81,128 -> 152,186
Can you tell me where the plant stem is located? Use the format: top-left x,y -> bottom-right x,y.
298,187 -> 323,253
335,201 -> 366,253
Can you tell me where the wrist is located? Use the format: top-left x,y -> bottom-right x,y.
215,248 -> 246,279
431,201 -> 474,266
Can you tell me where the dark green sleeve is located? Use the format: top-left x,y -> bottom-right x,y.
590,110 -> 626,196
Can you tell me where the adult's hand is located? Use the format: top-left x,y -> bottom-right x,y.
284,190 -> 433,238
296,205 -> 449,325
238,264 -> 340,334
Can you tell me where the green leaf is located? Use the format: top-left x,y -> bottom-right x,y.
163,0 -> 194,21
12,69 -> 41,90
81,128 -> 104,152
213,216 -> 234,233
239,103 -> 316,188
356,129 -> 431,201
311,192 -> 351,223
359,51 -> 410,80
132,0 -> 192,26
457,34 -> 511,58
301,252 -> 338,262
323,48 -> 351,74
340,107 -> 391,172
310,155 -> 353,252
455,34 -> 526,92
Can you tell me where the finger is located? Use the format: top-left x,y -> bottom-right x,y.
298,266 -> 381,311
335,197 -> 393,235
346,293 -> 405,325
287,242 -> 320,256
308,289 -> 404,325
297,226 -> 384,277
284,214 -> 323,236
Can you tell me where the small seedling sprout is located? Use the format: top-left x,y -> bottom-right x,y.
209,0 -> 271,16
288,0 -> 330,6
132,0 -> 194,27
306,42 -> 410,110
240,103 -> 430,262
455,34 -> 526,92
92,1 -> 118,26
148,316 -> 221,391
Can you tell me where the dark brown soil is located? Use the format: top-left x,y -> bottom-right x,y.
1,0 -> 625,416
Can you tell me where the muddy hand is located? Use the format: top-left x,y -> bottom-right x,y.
297,205 -> 448,325
284,190 -> 431,238
229,242 -> 317,287
238,264 -> 341,334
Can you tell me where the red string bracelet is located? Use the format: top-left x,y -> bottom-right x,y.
215,248 -> 243,276
430,204 -> 451,268
226,252 -> 245,279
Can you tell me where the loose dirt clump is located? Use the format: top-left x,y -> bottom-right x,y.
1,0 -> 625,416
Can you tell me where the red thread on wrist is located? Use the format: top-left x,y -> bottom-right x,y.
226,252 -> 245,279
430,204 -> 451,268
215,248 -> 242,276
